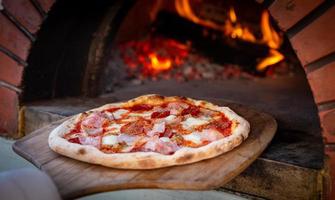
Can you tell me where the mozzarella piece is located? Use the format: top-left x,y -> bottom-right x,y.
182,132 -> 202,144
160,137 -> 171,143
112,109 -> 129,119
147,122 -> 165,137
181,117 -> 209,130
164,115 -> 176,123
102,135 -> 118,146
128,112 -> 151,118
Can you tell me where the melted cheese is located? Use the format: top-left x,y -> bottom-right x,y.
181,117 -> 209,130
102,135 -> 118,146
113,109 -> 129,119
182,132 -> 202,144
164,115 -> 176,123
160,137 -> 171,143
105,123 -> 122,134
128,112 -> 151,118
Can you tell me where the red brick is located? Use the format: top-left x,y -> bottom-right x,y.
307,61 -> 335,103
290,6 -> 335,65
36,0 -> 56,13
269,0 -> 323,31
0,13 -> 31,60
325,146 -> 335,199
0,52 -> 24,86
0,87 -> 19,137
2,0 -> 43,34
319,109 -> 335,143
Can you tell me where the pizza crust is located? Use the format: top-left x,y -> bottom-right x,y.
48,94 -> 250,169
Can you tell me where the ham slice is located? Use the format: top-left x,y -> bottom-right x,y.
167,102 -> 189,115
143,136 -> 179,155
81,112 -> 108,136
79,136 -> 101,148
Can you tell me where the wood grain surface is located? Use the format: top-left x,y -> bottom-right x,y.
13,102 -> 277,199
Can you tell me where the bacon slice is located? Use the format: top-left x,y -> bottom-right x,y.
143,136 -> 179,155
167,102 -> 189,115
147,121 -> 166,137
81,112 -> 108,136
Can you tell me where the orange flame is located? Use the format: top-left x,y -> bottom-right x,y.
174,0 -> 284,71
148,53 -> 172,72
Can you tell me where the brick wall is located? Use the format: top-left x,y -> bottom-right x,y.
0,0 -> 55,137
269,1 -> 335,198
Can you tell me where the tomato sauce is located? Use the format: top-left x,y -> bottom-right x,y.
212,115 -> 232,137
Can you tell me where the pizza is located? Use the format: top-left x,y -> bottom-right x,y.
48,94 -> 250,169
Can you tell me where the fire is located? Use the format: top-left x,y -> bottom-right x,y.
174,0 -> 284,71
119,37 -> 190,77
148,53 -> 172,72
256,49 -> 284,71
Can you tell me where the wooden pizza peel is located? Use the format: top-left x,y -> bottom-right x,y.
13,101 -> 277,199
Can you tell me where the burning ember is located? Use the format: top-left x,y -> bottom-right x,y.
119,37 -> 190,76
102,1 -> 294,91
175,0 -> 284,71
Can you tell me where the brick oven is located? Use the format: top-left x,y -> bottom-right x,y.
0,0 -> 334,199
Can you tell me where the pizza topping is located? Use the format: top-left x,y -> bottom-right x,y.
102,135 -> 118,146
81,112 -> 108,136
181,105 -> 200,116
200,129 -> 224,142
120,119 -> 152,135
163,115 -> 176,123
181,117 -> 209,130
129,104 -> 153,111
210,116 -> 232,136
68,137 -> 81,144
110,109 -> 129,120
63,97 -> 236,155
147,121 -> 166,137
117,134 -> 140,146
143,136 -> 179,155
79,136 -> 101,148
183,132 -> 202,145
167,102 -> 189,115
151,110 -> 170,119
162,125 -> 173,138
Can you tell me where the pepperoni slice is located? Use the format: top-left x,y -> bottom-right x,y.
181,105 -> 200,116
151,111 -> 170,119
129,104 -> 153,111
120,119 -> 152,135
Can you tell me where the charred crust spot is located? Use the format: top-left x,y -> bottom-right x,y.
176,154 -> 194,163
179,96 -> 188,100
155,95 -> 165,100
78,148 -> 86,155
